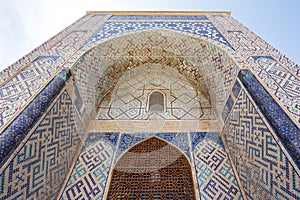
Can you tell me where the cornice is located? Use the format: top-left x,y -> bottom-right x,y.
86,11 -> 231,16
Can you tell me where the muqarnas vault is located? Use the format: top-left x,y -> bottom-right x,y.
0,11 -> 299,200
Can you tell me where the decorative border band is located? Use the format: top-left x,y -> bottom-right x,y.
238,69 -> 300,168
0,69 -> 71,167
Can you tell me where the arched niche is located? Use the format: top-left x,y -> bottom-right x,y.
107,137 -> 196,199
147,90 -> 166,112
97,63 -> 211,120
71,29 -> 239,121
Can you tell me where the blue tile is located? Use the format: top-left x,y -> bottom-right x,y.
232,79 -> 241,98
0,69 -> 71,167
190,132 -> 223,149
238,69 -> 300,168
222,95 -> 234,122
85,22 -> 233,49
109,15 -> 208,21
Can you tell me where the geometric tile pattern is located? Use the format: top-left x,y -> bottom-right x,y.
0,14 -> 106,83
85,21 -> 232,48
238,69 -> 300,167
222,95 -> 234,122
73,30 -> 238,121
0,12 -> 299,200
209,15 -> 299,77
0,56 -> 60,128
209,15 -> 300,126
108,15 -> 208,20
115,132 -> 191,164
60,132 -> 119,200
192,133 -> 243,200
107,137 -> 195,199
222,89 -> 300,199
0,69 -> 70,166
231,79 -> 242,98
252,56 -> 300,124
2,12 -> 298,135
97,63 -> 214,120
190,132 -> 224,149
0,90 -> 83,200
0,14 -> 109,130
222,79 -> 242,122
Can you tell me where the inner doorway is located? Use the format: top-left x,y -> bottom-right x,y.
107,137 -> 196,199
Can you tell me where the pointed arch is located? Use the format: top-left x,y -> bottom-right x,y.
107,137 -> 196,199
72,29 -> 240,120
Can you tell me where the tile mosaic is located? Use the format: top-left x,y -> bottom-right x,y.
250,56 -> 300,123
60,132 -> 119,200
0,90 -> 84,200
73,30 -> 238,123
232,79 -> 242,98
115,132 -> 191,163
0,14 -> 90,82
209,14 -> 300,125
238,69 -> 300,167
221,95 -> 234,122
191,132 -> 243,199
85,21 -> 233,48
109,15 -> 208,21
222,89 -> 300,199
0,69 -> 70,166
190,132 -> 223,149
0,56 -> 60,128
107,137 -> 195,199
0,14 -> 109,130
0,12 -> 299,200
97,63 -> 214,120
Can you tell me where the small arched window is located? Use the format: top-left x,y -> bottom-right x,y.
148,91 -> 165,112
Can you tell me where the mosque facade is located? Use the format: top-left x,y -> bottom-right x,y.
0,11 -> 299,199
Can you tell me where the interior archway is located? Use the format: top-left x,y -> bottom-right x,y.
71,29 -> 239,123
107,137 -> 196,199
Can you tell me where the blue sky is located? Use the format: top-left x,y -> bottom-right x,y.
0,0 -> 299,71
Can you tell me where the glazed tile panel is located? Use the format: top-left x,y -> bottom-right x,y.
250,56 -> 300,123
0,56 -> 60,128
73,30 -> 238,121
0,14 -> 109,130
115,132 -> 191,163
108,15 -> 208,20
0,15 -> 242,130
191,132 -> 243,200
208,14 -> 300,125
60,131 -> 244,199
238,69 -> 300,167
61,132 -> 188,199
222,89 -> 300,199
85,21 -> 233,48
1,13 -> 299,133
0,90 -> 85,200
97,63 -> 214,120
0,69 -> 70,166
107,137 -> 196,199
60,132 -> 118,200
222,79 -> 242,122
208,14 -> 299,76
0,14 -> 92,82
